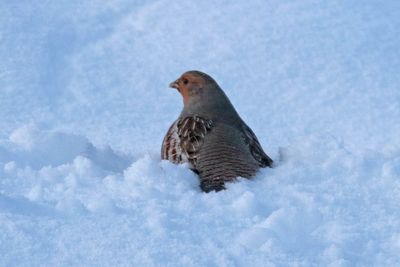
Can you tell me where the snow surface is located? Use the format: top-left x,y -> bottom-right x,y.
1,0 -> 400,266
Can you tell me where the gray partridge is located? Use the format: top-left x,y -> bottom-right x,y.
161,71 -> 273,192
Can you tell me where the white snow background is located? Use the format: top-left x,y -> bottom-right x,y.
1,1 -> 400,266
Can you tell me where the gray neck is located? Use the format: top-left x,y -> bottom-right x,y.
180,88 -> 242,125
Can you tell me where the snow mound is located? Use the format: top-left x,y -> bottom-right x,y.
1,127 -> 400,266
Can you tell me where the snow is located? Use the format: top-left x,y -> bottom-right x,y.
1,0 -> 400,266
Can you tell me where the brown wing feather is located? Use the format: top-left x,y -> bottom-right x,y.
177,116 -> 213,167
242,124 -> 273,167
161,116 -> 213,167
161,120 -> 183,163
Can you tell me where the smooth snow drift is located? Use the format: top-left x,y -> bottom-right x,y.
1,0 -> 399,266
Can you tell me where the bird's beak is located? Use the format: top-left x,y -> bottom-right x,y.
169,79 -> 179,89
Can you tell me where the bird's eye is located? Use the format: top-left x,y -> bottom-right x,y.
183,79 -> 189,85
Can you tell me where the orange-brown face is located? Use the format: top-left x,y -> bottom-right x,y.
169,73 -> 205,105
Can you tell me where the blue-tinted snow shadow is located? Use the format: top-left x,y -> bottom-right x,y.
0,193 -> 58,218
0,129 -> 133,173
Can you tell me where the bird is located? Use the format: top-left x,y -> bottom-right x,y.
161,70 -> 273,192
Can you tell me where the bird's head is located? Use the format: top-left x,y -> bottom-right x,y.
169,70 -> 220,106
169,70 -> 239,120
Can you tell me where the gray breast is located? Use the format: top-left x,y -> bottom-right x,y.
196,122 -> 260,190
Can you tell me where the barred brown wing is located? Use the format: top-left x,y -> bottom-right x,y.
242,124 -> 273,167
161,116 -> 213,167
